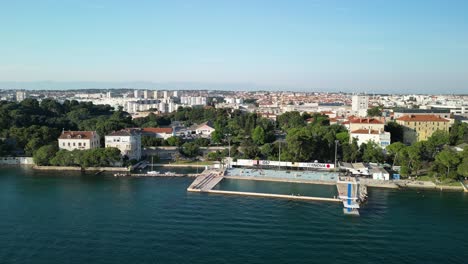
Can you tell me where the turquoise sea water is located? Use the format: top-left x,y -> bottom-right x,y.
1,167 -> 467,264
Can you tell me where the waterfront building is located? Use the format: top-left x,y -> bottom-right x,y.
352,95 -> 368,117
58,131 -> 100,151
350,129 -> 391,149
105,129 -> 142,160
142,127 -> 175,140
396,114 -> 450,144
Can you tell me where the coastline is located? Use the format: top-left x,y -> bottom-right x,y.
33,165 -> 129,172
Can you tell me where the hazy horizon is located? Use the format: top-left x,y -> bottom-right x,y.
1,0 -> 468,94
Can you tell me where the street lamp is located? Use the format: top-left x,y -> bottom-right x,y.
277,139 -> 285,171
226,133 -> 231,169
334,140 -> 339,171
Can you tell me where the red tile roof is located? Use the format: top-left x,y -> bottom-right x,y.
142,127 -> 173,134
349,118 -> 383,124
396,115 -> 449,122
351,129 -> 383,135
59,131 -> 97,139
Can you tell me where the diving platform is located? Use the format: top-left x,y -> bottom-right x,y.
336,176 -> 367,216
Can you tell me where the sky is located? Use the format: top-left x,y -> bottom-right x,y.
0,0 -> 467,93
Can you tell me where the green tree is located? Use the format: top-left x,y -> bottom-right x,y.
457,147 -> 468,177
180,142 -> 200,158
251,126 -> 266,145
33,144 -> 58,166
167,136 -> 184,147
385,122 -> 403,143
386,142 -> 406,165
210,130 -> 224,144
449,121 -> 468,145
277,111 -> 305,131
367,106 -> 382,117
361,141 -> 385,163
434,149 -> 461,179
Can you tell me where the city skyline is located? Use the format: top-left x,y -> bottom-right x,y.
1,0 -> 468,93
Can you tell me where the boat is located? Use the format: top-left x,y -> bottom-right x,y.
147,156 -> 159,175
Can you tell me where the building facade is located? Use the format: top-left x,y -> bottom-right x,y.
58,131 -> 100,151
352,95 -> 368,117
396,114 -> 450,144
105,129 -> 142,160
347,117 -> 385,132
350,129 -> 391,149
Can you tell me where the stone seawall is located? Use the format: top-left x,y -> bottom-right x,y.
33,166 -> 129,172
0,157 -> 34,165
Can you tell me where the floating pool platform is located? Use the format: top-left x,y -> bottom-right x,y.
188,168 -> 366,215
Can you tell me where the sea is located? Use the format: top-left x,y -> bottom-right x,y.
0,167 -> 467,264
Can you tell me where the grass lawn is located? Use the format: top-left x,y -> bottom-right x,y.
437,179 -> 462,187
415,175 -> 434,181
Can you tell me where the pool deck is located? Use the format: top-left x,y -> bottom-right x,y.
190,189 -> 341,203
224,175 -> 336,185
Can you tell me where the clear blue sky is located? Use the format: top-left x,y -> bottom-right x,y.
1,0 -> 467,93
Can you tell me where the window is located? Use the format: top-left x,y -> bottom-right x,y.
84,143 -> 86,147
68,143 -> 70,147
62,143 -> 65,146
78,143 -> 82,147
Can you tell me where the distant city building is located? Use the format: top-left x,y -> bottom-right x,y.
134,90 -> 141,99
173,91 -> 179,97
352,95 -> 369,117
163,91 -> 169,99
396,114 -> 450,144
105,129 -> 142,160
143,90 -> 149,99
350,129 -> 391,149
58,131 -> 100,151
16,91 -> 27,102
180,96 -> 207,106
153,90 -> 158,99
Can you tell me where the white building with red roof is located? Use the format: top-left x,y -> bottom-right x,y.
346,117 -> 385,132
350,129 -> 391,149
105,129 -> 141,160
58,131 -> 100,151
